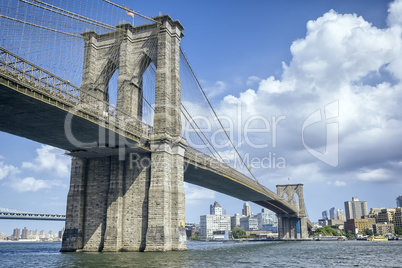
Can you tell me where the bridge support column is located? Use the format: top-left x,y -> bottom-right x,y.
277,215 -> 309,240
61,153 -> 151,252
62,15 -> 186,252
276,184 -> 309,240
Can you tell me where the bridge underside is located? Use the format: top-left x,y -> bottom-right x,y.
0,79 -> 149,153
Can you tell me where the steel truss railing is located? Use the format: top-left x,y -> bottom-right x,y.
0,46 -> 153,139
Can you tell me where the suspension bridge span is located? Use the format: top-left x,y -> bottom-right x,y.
0,0 -> 312,252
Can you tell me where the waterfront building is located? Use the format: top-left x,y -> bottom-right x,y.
377,208 -> 396,224
322,210 -> 329,220
230,213 -> 245,230
200,201 -> 231,239
242,202 -> 251,216
394,207 -> 402,228
397,195 -> 402,207
12,228 -> 20,239
344,197 -> 368,220
21,227 -> 28,239
344,218 -> 375,234
373,223 -> 395,236
257,208 -> 278,230
240,215 -> 259,231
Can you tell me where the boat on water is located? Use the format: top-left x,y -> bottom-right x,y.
367,236 -> 388,241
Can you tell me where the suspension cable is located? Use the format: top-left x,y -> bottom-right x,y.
32,0 -> 115,30
180,47 -> 264,187
18,0 -> 115,30
0,14 -> 83,38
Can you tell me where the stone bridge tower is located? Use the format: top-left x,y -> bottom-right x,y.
276,184 -> 309,239
61,15 -> 187,252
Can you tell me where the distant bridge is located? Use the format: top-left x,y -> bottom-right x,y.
0,208 -> 65,221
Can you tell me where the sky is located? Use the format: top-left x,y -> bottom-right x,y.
1,0 -> 402,235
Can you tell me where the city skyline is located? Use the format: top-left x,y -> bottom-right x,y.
1,0 -> 402,235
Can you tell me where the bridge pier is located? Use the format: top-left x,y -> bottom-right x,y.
62,15 -> 187,252
277,215 -> 309,240
276,184 -> 309,240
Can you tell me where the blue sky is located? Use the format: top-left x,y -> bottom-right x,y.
1,0 -> 402,235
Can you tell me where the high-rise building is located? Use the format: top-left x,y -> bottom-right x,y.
12,228 -> 20,239
397,195 -> 402,207
329,207 -> 336,220
344,197 -> 368,220
322,210 -> 329,220
200,201 -> 231,239
242,202 -> 251,216
21,227 -> 28,239
336,209 -> 346,221
210,201 -> 223,216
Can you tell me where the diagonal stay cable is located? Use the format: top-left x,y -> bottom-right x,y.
147,64 -> 224,162
141,92 -> 216,157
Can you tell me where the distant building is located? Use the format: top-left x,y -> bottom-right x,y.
336,209 -> 346,221
329,207 -> 336,220
12,228 -> 20,239
200,201 -> 231,239
394,207 -> 402,228
21,227 -> 28,239
374,223 -> 395,236
257,208 -> 278,232
396,195 -> 402,208
231,213 -> 244,230
377,208 -> 396,224
242,202 -> 251,216
240,215 -> 259,231
344,218 -> 375,234
344,197 -> 368,220
322,210 -> 329,220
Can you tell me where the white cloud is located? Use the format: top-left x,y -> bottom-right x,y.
22,145 -> 70,177
8,177 -> 63,192
204,81 -> 227,98
246,76 -> 261,86
356,168 -> 390,182
185,183 -> 216,205
0,161 -> 20,181
334,180 -> 346,187
212,3 -> 402,186
387,0 -> 402,27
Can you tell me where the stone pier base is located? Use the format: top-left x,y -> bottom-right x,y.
277,215 -> 309,240
61,148 -> 186,252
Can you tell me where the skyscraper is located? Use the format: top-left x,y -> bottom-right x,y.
242,202 -> 251,216
344,197 -> 368,220
12,228 -> 20,239
396,195 -> 402,207
21,227 -> 28,239
329,207 -> 336,220
322,210 -> 329,220
210,201 -> 223,215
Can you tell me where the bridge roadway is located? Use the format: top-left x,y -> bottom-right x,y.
0,47 -> 312,226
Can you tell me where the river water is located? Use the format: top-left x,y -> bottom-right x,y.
0,240 -> 401,267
